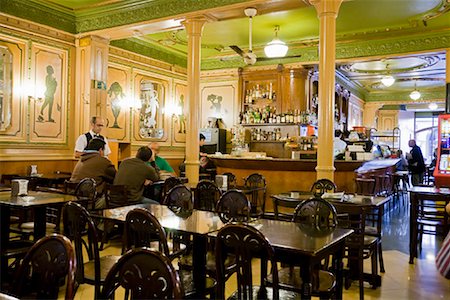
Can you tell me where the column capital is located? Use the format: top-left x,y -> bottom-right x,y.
308,0 -> 343,17
182,17 -> 207,36
77,35 -> 110,47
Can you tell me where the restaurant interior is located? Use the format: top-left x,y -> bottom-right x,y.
0,0 -> 450,299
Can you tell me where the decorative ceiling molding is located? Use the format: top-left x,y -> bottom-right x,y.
0,0 -> 76,33
365,89 -> 445,103
339,56 -> 441,74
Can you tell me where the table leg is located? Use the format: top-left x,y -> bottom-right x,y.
273,198 -> 279,220
409,192 -> 417,264
300,258 -> 312,300
334,241 -> 345,299
0,206 -> 11,284
192,234 -> 207,298
33,206 -> 47,240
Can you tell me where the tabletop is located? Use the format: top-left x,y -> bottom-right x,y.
248,218 -> 353,256
324,194 -> 390,208
0,191 -> 75,207
102,204 -> 226,235
272,192 -> 314,201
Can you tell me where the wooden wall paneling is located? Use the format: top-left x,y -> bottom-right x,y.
0,34 -> 27,142
29,42 -> 68,144
281,67 -> 308,112
0,159 -> 77,176
378,110 -> 399,131
106,63 -> 131,142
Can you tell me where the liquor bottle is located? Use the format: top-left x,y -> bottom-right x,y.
269,82 -> 273,100
281,113 -> 286,123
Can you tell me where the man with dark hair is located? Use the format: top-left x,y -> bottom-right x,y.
74,116 -> 111,158
114,146 -> 160,204
70,138 -> 116,208
407,139 -> 426,186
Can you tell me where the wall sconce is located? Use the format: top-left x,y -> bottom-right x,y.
121,97 -> 141,110
24,82 -> 44,102
164,103 -> 182,116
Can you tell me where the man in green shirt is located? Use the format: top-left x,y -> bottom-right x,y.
148,142 -> 176,176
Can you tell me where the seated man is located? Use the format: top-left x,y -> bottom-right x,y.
114,146 -> 160,205
148,142 -> 176,176
70,138 -> 116,209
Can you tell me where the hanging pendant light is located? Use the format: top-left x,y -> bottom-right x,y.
381,64 -> 395,87
409,80 -> 421,100
428,103 -> 438,110
264,25 -> 288,58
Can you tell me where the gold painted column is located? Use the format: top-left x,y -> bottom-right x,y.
75,35 -> 109,136
183,18 -> 206,187
310,0 -> 343,181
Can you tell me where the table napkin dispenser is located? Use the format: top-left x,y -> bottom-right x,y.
11,179 -> 29,196
215,175 -> 228,189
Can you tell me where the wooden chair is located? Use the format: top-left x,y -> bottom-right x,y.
194,179 -> 222,211
162,177 -> 183,200
216,190 -> 251,223
355,178 -> 376,196
267,197 -> 338,298
215,223 -> 299,300
163,184 -> 194,213
62,202 -> 120,299
74,178 -> 98,211
222,172 -> 237,188
331,203 -> 379,300
100,248 -> 184,299
12,234 -> 76,300
310,178 -> 337,197
244,173 -> 267,217
124,208 -> 214,297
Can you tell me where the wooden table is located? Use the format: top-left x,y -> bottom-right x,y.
16,173 -> 71,188
0,191 -> 75,280
409,186 -> 450,264
271,192 -> 314,220
248,219 -> 353,299
101,204 -> 225,298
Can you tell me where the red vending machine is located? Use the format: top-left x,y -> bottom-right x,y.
433,114 -> 450,187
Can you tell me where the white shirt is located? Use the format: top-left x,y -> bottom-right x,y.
333,137 -> 347,157
75,130 -> 111,156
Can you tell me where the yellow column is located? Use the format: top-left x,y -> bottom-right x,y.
310,0 -> 343,181
75,35 -> 109,135
183,18 -> 206,187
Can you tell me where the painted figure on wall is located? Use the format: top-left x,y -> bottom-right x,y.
108,81 -> 124,129
207,94 -> 223,115
37,65 -> 57,123
138,80 -> 163,138
177,94 -> 186,134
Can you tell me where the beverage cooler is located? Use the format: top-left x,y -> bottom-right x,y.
433,114 -> 450,187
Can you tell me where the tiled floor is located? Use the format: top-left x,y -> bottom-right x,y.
70,196 -> 449,299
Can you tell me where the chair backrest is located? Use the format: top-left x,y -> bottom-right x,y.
293,196 -> 338,229
101,248 -> 184,299
215,223 -> 279,300
216,190 -> 251,223
62,201 -> 101,298
244,173 -> 267,215
244,173 -> 266,188
223,172 -> 237,188
125,208 -> 170,256
106,184 -> 128,208
162,177 -> 183,199
355,178 -> 376,196
163,184 -> 193,212
64,180 -> 78,195
194,179 -> 221,211
75,178 -> 97,210
310,178 -> 337,196
331,202 -> 368,249
13,234 -> 76,300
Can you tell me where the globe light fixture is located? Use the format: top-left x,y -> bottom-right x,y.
264,25 -> 288,58
409,80 -> 421,100
428,103 -> 438,110
381,75 -> 395,87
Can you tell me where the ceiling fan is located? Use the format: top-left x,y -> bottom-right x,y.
228,7 -> 301,65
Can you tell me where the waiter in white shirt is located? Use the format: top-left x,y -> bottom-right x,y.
74,116 -> 111,158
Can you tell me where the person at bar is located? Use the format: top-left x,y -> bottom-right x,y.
407,139 -> 425,186
74,116 -> 111,158
70,138 -> 116,209
114,146 -> 160,205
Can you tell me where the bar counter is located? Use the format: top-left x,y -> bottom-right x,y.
210,155 -> 364,200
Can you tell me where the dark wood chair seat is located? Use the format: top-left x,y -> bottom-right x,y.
178,269 -> 216,298
228,286 -> 301,300
82,255 -> 121,282
268,267 -> 336,294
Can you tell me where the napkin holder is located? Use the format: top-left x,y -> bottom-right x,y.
215,175 -> 228,189
11,179 -> 29,196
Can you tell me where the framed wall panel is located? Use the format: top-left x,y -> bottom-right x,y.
0,35 -> 27,142
106,63 -> 130,141
172,81 -> 187,145
30,43 -> 68,144
200,82 -> 237,129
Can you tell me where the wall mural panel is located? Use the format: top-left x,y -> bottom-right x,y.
200,83 -> 236,129
30,43 -> 68,143
106,64 -> 130,141
0,36 -> 26,142
173,82 -> 187,145
132,72 -> 168,142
